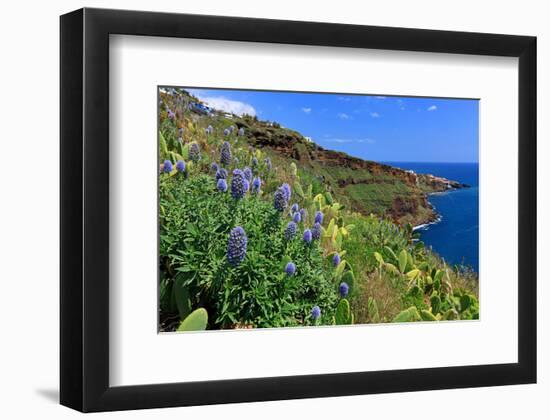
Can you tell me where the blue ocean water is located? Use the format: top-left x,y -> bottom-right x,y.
385,162 -> 479,272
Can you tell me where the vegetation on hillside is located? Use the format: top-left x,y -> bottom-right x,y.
158,88 -> 478,332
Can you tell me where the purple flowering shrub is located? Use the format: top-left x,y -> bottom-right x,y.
157,89 -> 370,331
159,174 -> 338,329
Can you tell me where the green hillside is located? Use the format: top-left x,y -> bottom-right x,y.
158,88 -> 478,332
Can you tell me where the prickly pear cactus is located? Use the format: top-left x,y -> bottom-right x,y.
177,308 -> 208,332
334,298 -> 353,325
420,309 -> 437,321
392,306 -> 421,323
430,293 -> 442,314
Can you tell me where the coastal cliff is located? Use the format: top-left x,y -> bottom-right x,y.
167,89 -> 468,227
234,117 -> 468,226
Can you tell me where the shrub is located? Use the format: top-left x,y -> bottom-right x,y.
159,175 -> 338,329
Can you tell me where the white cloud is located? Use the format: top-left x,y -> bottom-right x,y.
370,112 -> 380,118
189,93 -> 256,116
337,112 -> 351,120
301,107 -> 312,114
427,105 -> 437,112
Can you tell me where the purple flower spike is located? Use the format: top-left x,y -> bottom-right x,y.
281,183 -> 291,201
311,222 -> 322,240
189,143 -> 201,162
332,253 -> 341,267
303,229 -> 312,244
285,262 -> 296,276
252,177 -> 261,194
216,168 -> 228,180
227,226 -> 247,266
284,221 -> 297,241
230,170 -> 247,199
339,282 -> 349,297
274,187 -> 288,212
311,306 -> 321,320
293,212 -> 301,223
217,178 -> 228,192
220,141 -> 232,167
314,211 -> 324,224
163,160 -> 173,173
175,160 -> 186,173
243,167 -> 253,183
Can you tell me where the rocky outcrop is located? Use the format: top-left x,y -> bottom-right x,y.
244,123 -> 468,226
417,173 -> 469,192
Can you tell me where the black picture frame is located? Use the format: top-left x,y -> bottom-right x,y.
60,7 -> 537,412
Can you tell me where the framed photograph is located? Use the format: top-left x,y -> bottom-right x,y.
60,8 -> 537,412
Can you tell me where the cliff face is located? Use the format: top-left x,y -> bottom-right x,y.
180,90 -> 467,227
236,119 -> 466,226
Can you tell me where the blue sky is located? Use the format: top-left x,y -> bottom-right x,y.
187,88 -> 479,163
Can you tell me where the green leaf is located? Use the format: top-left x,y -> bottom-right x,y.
374,252 -> 385,266
306,184 -> 313,199
294,181 -> 304,198
159,131 -> 168,156
335,299 -> 352,325
392,306 -> 421,323
180,143 -> 190,160
313,193 -> 326,208
334,260 -> 347,280
398,249 -> 408,274
384,246 -> 398,263
325,218 -> 336,238
384,263 -> 400,275
430,294 -> 442,314
460,294 -> 472,312
173,278 -> 191,319
341,270 -> 355,295
177,308 -> 208,332
420,310 -> 438,321
443,309 -> 458,320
